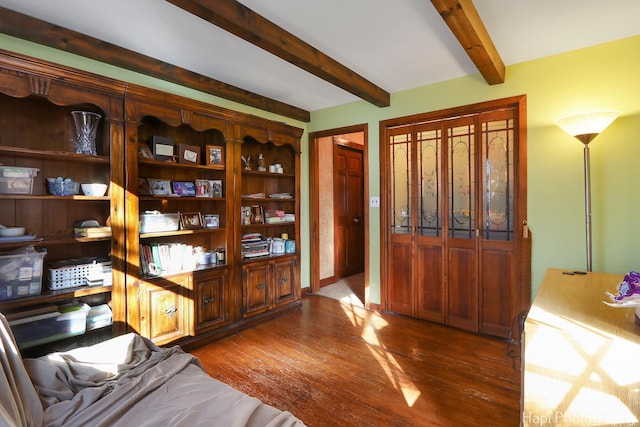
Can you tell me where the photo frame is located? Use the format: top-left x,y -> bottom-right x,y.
195,179 -> 210,197
147,178 -> 172,196
203,214 -> 220,229
138,177 -> 152,195
180,212 -> 203,229
138,143 -> 154,160
151,136 -> 175,161
209,179 -> 223,198
206,145 -> 224,168
177,144 -> 200,164
172,180 -> 196,197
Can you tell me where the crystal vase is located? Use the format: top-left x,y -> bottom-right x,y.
72,111 -> 101,155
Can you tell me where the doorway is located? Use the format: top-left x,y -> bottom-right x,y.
309,124 -> 369,307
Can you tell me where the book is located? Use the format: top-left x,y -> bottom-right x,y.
74,226 -> 112,238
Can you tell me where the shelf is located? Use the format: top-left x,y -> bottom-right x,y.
0,145 -> 109,164
242,170 -> 294,178
242,222 -> 295,228
140,195 -> 224,202
241,253 -> 296,264
241,197 -> 295,203
0,236 -> 110,250
0,194 -> 110,201
0,285 -> 113,310
140,228 -> 223,239
139,158 -> 224,172
139,263 -> 227,281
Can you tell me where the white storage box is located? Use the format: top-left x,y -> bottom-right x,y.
0,166 -> 39,194
139,211 -> 180,233
47,257 -> 112,290
0,247 -> 46,301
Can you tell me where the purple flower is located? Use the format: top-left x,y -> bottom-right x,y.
615,271 -> 640,301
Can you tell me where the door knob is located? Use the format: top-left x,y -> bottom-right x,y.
353,217 -> 360,223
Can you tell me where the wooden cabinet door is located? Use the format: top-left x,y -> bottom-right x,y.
242,263 -> 270,318
194,270 -> 228,333
139,276 -> 189,345
273,259 -> 296,306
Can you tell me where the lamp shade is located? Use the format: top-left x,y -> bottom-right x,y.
555,110 -> 620,144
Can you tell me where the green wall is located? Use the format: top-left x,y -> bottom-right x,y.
3,33 -> 639,305
309,35 -> 640,302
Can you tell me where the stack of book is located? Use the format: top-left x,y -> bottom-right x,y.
241,233 -> 269,258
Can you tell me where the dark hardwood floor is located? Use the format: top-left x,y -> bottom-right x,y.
190,294 -> 521,427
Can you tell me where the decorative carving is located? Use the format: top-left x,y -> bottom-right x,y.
29,75 -> 51,96
180,109 -> 193,125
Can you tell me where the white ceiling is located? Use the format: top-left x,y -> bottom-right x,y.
0,0 -> 639,113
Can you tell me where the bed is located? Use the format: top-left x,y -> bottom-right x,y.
0,313 -> 305,427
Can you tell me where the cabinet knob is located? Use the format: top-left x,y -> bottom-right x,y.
202,296 -> 215,305
279,277 -> 288,286
257,283 -> 265,289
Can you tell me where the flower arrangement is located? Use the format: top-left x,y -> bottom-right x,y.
604,271 -> 640,326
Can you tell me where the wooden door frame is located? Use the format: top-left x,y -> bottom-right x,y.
309,124 -> 369,306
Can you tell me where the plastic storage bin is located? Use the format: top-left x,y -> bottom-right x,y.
0,166 -> 39,195
86,304 -> 113,330
47,257 -> 112,290
9,306 -> 88,349
139,211 -> 180,233
0,247 -> 46,301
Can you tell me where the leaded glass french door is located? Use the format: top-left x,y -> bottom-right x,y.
384,98 -> 526,337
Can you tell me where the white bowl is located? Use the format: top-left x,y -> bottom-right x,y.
0,227 -> 25,237
81,183 -> 108,197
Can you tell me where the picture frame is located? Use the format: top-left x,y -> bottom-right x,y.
180,212 -> 203,229
172,180 -> 196,197
241,206 -> 252,225
203,214 -> 220,229
177,144 -> 200,164
209,179 -> 223,198
206,145 -> 224,168
151,136 -> 175,161
138,143 -> 154,160
147,178 -> 172,196
138,177 -> 152,195
195,179 -> 210,197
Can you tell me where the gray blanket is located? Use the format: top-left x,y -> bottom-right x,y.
0,313 -> 304,427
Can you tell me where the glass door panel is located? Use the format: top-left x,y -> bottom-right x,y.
418,127 -> 442,237
390,131 -> 412,235
448,123 -> 475,239
482,118 -> 514,241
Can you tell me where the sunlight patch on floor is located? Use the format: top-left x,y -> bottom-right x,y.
339,303 -> 421,407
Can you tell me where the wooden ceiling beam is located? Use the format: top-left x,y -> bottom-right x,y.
0,7 -> 310,122
430,0 -> 505,85
167,0 -> 390,108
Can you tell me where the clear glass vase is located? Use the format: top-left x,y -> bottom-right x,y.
71,111 -> 101,155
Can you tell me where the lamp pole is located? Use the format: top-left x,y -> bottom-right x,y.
582,141 -> 592,272
574,132 -> 597,272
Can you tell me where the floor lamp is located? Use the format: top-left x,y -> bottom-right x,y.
555,110 -> 620,272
